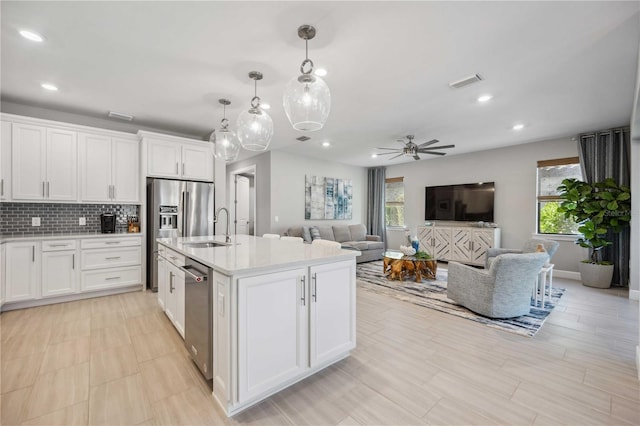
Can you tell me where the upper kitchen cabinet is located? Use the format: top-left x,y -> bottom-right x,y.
140,131 -> 214,182
1,120 -> 11,200
12,123 -> 77,201
79,132 -> 139,203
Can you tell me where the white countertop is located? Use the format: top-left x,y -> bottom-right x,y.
157,235 -> 360,276
0,232 -> 144,244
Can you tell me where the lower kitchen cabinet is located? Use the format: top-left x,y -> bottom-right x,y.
157,254 -> 167,310
42,250 -> 77,297
5,241 -> 40,302
237,268 -> 308,402
164,261 -> 185,338
236,261 -> 356,405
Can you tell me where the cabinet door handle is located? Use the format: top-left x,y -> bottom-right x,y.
105,276 -> 121,281
105,256 -> 121,260
46,181 -> 50,198
49,244 -> 69,247
32,245 -> 35,262
300,275 -> 306,306
1,178 -> 3,196
42,181 -> 46,197
112,185 -> 116,200
169,272 -> 175,293
312,272 -> 317,302
72,253 -> 75,269
175,162 -> 179,175
105,241 -> 121,245
182,163 -> 185,175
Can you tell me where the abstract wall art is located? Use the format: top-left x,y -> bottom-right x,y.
305,175 -> 353,220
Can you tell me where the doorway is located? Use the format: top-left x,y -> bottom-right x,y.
230,166 -> 256,236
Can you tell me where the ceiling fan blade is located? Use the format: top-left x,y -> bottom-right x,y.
389,153 -> 405,160
376,151 -> 402,156
417,151 -> 447,156
413,154 -> 420,161
377,147 -> 402,150
417,144 -> 455,151
417,139 -> 439,148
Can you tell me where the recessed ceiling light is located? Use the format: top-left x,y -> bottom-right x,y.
261,103 -> 271,110
314,68 -> 328,77
371,153 -> 378,158
477,94 -> 493,103
41,83 -> 58,91
512,123 -> 524,131
19,29 -> 45,42
322,141 -> 330,147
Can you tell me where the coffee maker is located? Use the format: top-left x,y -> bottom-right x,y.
100,213 -> 116,233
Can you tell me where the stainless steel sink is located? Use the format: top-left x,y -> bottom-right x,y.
183,241 -> 230,248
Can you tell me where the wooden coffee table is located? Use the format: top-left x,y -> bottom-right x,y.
383,251 -> 437,282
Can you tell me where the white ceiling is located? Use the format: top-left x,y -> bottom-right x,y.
2,1 -> 639,167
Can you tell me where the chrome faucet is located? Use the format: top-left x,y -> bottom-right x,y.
214,207 -> 231,243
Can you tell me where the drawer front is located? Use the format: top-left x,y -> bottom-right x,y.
42,239 -> 77,252
81,246 -> 141,270
81,266 -> 141,292
165,248 -> 185,267
81,237 -> 142,249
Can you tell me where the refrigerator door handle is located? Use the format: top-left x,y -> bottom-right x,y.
182,191 -> 190,236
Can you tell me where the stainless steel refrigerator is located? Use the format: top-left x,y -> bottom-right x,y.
146,178 -> 214,291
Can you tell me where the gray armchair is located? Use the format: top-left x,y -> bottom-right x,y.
485,238 -> 559,269
447,252 -> 549,318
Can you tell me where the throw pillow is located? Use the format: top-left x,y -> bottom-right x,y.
310,226 -> 321,240
302,226 -> 312,243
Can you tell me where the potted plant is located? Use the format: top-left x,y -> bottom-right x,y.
557,177 -> 631,288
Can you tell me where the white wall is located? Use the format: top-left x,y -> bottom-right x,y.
386,136 -> 586,272
270,151 -> 367,234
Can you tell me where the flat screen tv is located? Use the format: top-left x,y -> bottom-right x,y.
425,182 -> 495,222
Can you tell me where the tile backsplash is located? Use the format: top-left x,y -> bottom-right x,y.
0,203 -> 140,235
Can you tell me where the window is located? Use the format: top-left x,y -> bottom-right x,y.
385,177 -> 404,227
536,157 -> 582,234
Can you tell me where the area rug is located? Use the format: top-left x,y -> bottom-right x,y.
356,261 -> 565,337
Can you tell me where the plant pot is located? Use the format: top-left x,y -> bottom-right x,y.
578,262 -> 614,288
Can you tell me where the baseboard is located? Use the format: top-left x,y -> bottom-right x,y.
629,289 -> 640,301
553,270 -> 582,281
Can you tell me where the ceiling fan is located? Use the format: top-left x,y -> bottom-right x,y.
377,135 -> 455,160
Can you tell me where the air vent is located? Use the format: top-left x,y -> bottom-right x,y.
108,111 -> 134,121
448,73 -> 483,89
296,136 -> 311,142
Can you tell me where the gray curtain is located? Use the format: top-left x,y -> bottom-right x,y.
578,128 -> 631,287
367,167 -> 386,246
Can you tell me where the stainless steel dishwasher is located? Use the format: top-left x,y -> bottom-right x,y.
181,258 -> 213,380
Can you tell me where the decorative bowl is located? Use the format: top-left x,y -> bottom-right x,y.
399,245 -> 416,256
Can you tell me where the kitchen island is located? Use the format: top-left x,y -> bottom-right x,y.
156,235 -> 359,416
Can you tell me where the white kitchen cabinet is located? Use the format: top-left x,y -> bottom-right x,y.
309,260 -> 356,367
80,237 -> 142,292
5,241 -> 40,302
237,268 -> 308,403
42,249 -> 77,298
1,244 -> 6,307
143,134 -> 214,182
157,254 -> 167,310
1,120 -> 11,200
165,261 -> 185,338
79,133 -> 139,203
417,225 -> 500,266
11,124 -> 77,201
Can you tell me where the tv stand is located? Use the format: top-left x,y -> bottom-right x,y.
417,225 -> 500,266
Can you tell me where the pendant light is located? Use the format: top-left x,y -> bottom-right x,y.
237,71 -> 274,151
210,99 -> 240,162
283,24 -> 331,132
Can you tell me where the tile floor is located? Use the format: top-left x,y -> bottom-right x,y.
1,275 -> 638,425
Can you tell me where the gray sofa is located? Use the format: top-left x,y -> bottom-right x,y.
285,224 -> 384,263
447,252 -> 548,318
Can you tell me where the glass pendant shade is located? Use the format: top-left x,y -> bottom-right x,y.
283,75 -> 331,131
210,127 -> 240,162
237,108 -> 274,151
